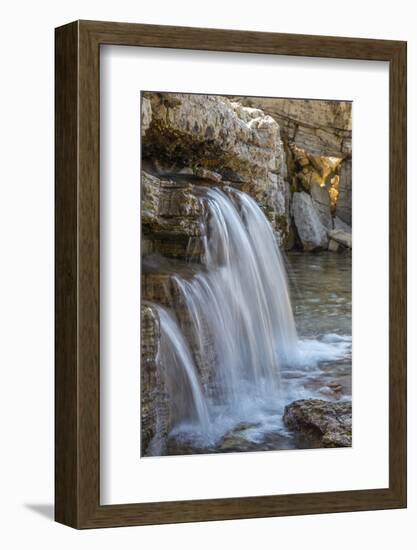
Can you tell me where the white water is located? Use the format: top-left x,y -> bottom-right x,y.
147,187 -> 351,451
154,305 -> 211,434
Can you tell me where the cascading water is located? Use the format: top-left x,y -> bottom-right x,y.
176,188 -> 299,405
154,305 -> 211,430
145,186 -> 351,453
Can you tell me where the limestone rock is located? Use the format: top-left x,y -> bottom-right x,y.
283,399 -> 352,448
143,92 -> 284,183
142,92 -> 290,243
292,192 -> 328,251
141,304 -> 171,456
194,167 -> 222,182
328,239 -> 340,252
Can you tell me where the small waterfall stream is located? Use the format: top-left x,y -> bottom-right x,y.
175,188 -> 298,405
144,187 -> 351,453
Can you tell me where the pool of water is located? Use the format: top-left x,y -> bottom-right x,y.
281,250 -> 352,404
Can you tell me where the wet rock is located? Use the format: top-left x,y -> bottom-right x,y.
328,238 -> 341,252
141,304 -> 171,456
219,422 -> 262,452
142,272 -> 174,307
283,399 -> 352,448
233,97 -> 352,158
166,431 -> 213,456
318,382 -> 343,398
292,192 -> 328,251
327,382 -> 343,393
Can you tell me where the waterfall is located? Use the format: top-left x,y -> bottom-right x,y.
154,305 -> 212,434
147,187 -> 300,445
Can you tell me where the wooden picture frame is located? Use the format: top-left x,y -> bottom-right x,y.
55,20 -> 407,528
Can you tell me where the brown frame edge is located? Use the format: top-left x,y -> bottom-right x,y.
55,20 -> 407,529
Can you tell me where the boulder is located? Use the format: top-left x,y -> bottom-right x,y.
142,92 -> 290,244
328,229 -> 352,249
336,158 -> 352,224
141,304 -> 171,456
292,192 -> 328,251
283,399 -> 352,448
233,96 -> 352,157
310,182 -> 333,230
333,216 -> 352,234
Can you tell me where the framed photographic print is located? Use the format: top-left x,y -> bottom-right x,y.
55,20 -> 407,528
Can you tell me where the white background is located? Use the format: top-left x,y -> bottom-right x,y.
0,0 -> 415,548
101,47 -> 389,504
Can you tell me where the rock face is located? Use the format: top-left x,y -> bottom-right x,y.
142,92 -> 291,246
328,229 -> 352,249
310,182 -> 333,230
337,158 -> 352,224
283,399 -> 352,447
333,216 -> 352,234
292,192 -> 328,251
233,96 -> 353,243
141,92 -> 352,251
234,97 -> 352,158
141,172 -> 206,259
141,304 -> 171,456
